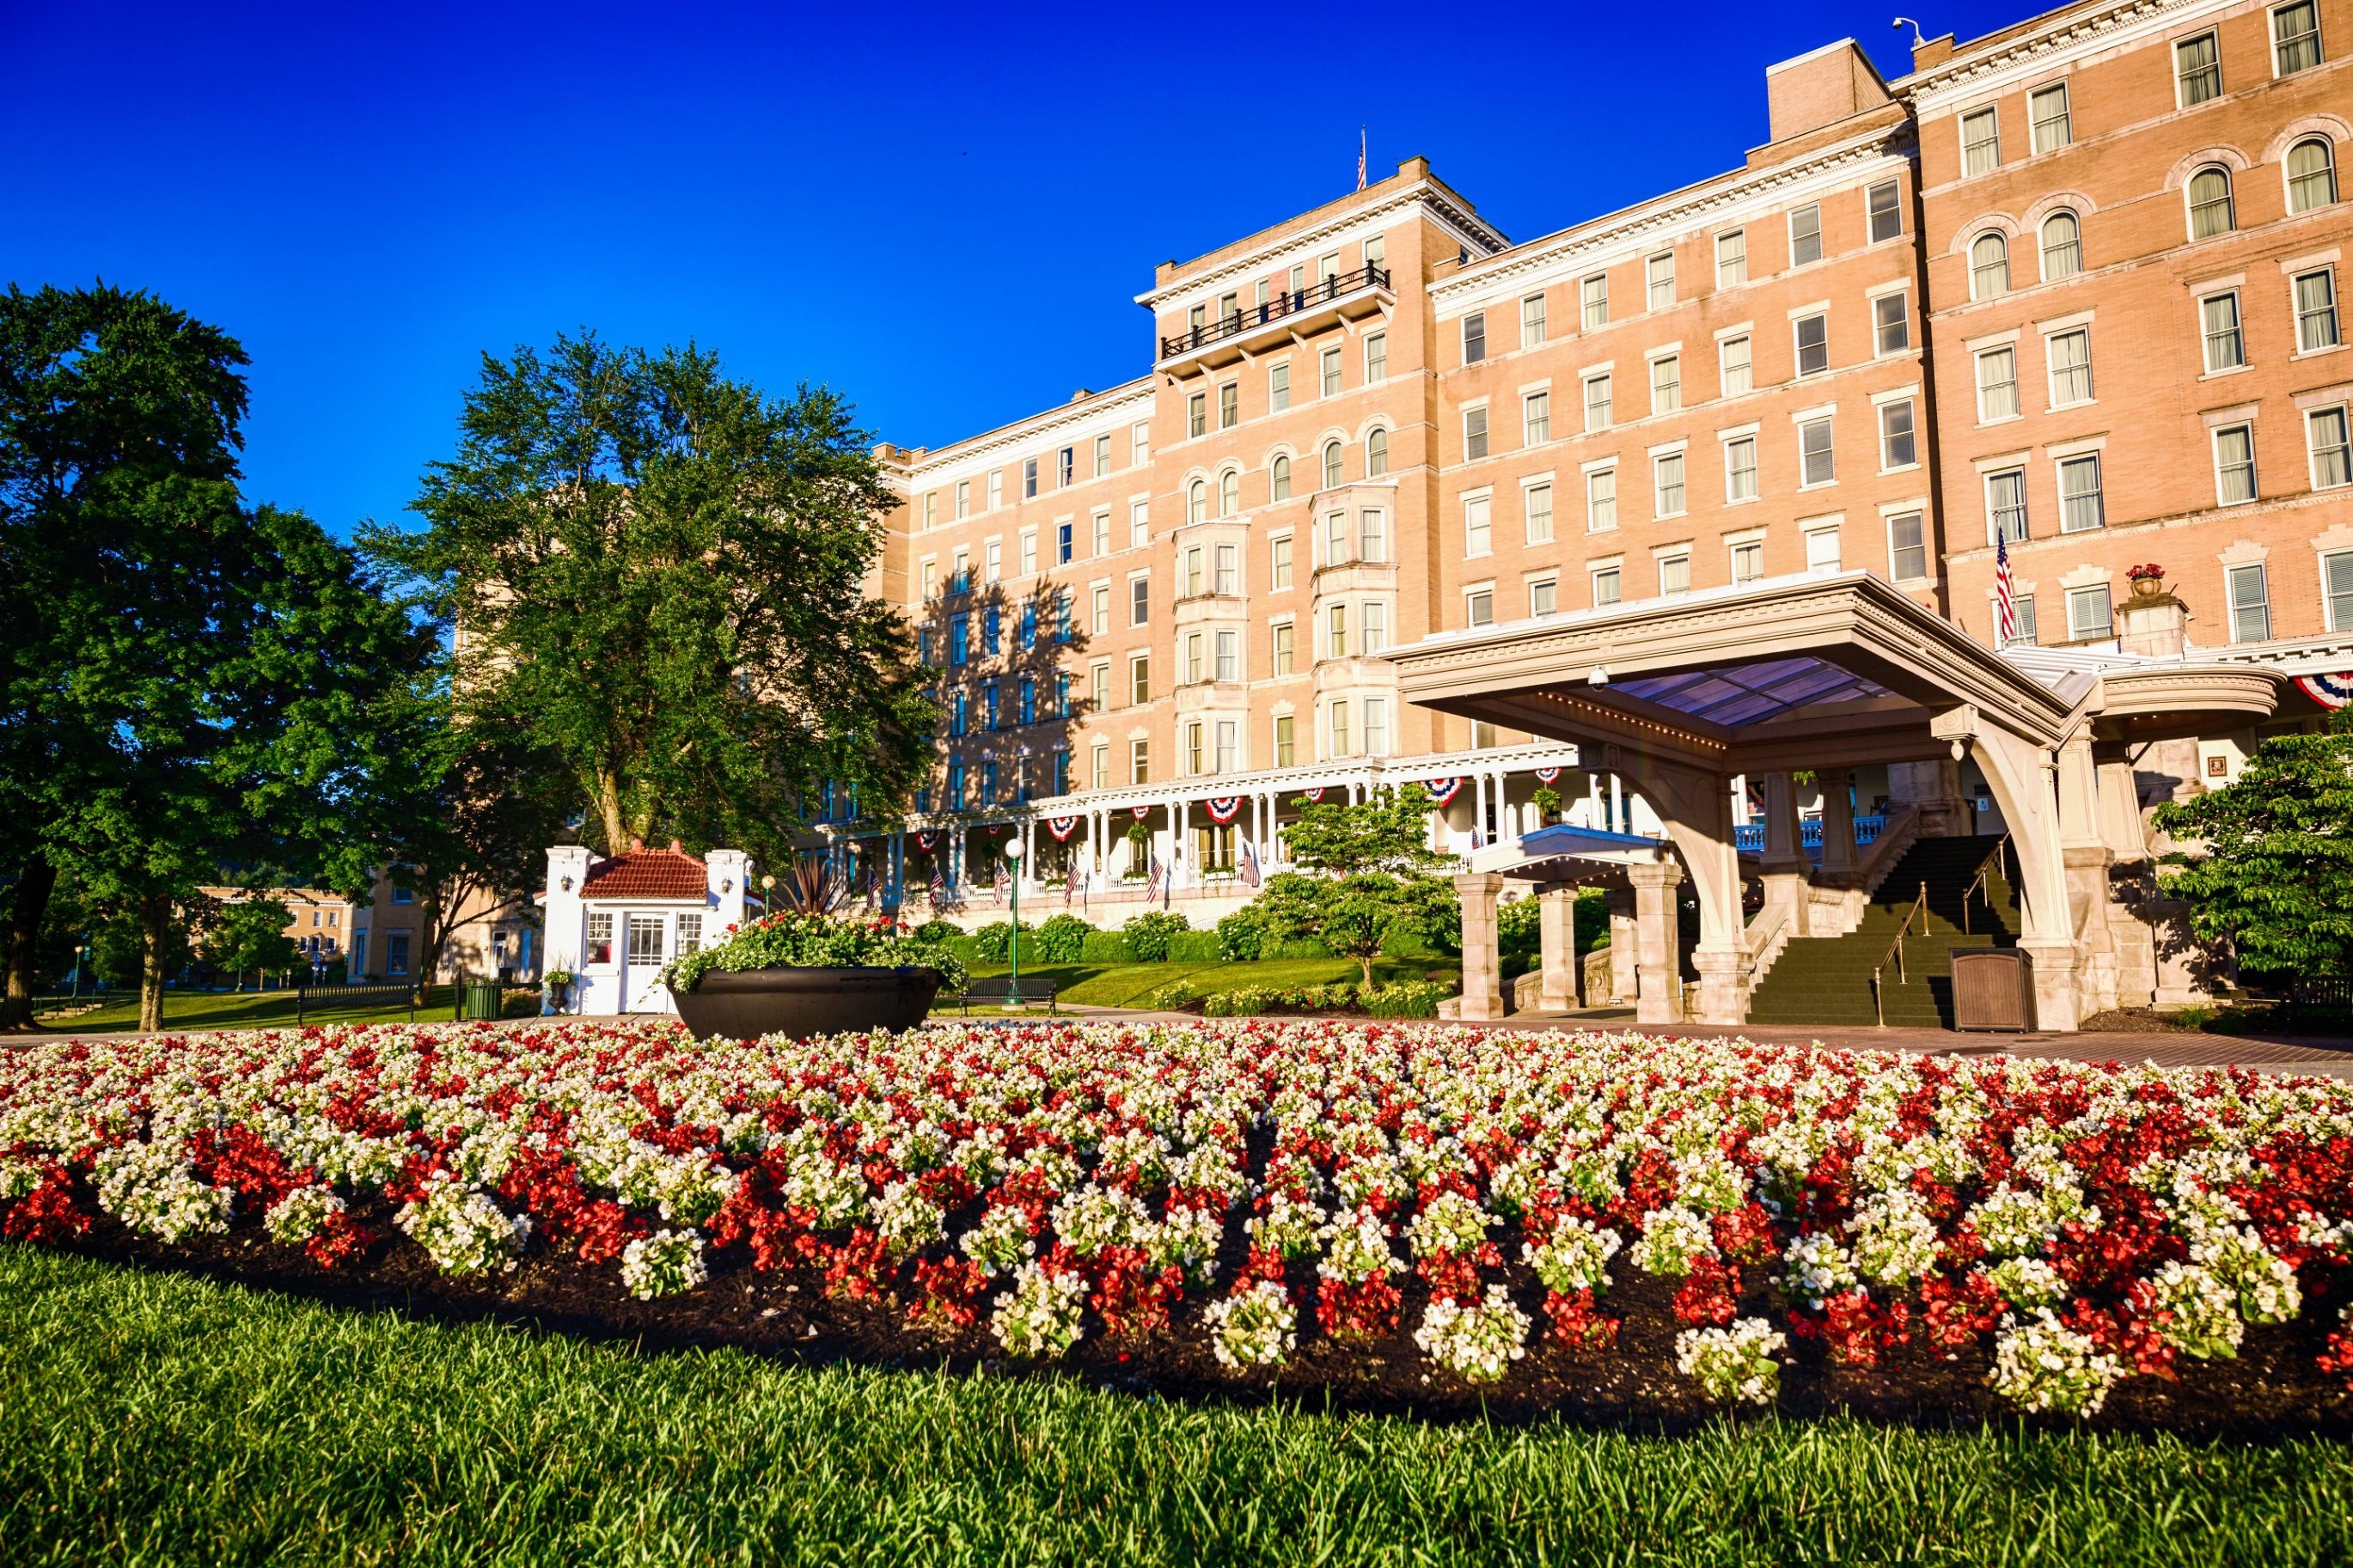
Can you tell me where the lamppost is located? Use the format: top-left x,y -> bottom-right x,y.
1001,835 -> 1024,1010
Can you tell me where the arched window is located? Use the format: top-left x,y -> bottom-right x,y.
1219,469 -> 1240,516
2289,137 -> 2338,214
2038,210 -> 2081,280
2187,165 -> 2235,239
1186,479 -> 1207,525
1270,454 -> 1292,501
1366,428 -> 1389,477
1322,441 -> 1344,490
1970,232 -> 2009,298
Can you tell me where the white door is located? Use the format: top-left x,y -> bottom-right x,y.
623,912 -> 674,1014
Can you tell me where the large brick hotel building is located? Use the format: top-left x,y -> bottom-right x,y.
855,0 -> 2352,924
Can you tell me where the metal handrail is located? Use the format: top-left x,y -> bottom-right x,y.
1160,265 -> 1392,358
1870,880 -> 1931,1028
1960,833 -> 2011,935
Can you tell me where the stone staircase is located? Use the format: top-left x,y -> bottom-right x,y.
1745,836 -> 2018,1028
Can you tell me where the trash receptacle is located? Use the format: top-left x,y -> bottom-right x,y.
461,978 -> 504,1021
1952,949 -> 2032,1031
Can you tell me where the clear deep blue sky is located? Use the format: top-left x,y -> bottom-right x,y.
4,0 -> 2021,540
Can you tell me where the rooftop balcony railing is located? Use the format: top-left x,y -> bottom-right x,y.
1160,265 -> 1391,360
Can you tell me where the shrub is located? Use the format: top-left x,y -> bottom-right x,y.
1123,911 -> 1190,963
1034,914 -> 1093,963
913,920 -> 960,946
1199,979 -> 1449,1019
1167,931 -> 1222,963
1264,937 -> 1335,960
972,922 -> 1031,964
663,912 -> 967,993
1498,896 -> 1542,962
1078,930 -> 1135,963
1216,906 -> 1270,962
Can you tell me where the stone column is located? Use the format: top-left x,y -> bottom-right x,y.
1628,860 -> 1685,1027
1176,798 -> 1190,889
1818,770 -> 1859,880
1758,771 -> 1811,937
2057,733 -> 2118,1016
2094,750 -> 2158,1007
1609,773 -> 1625,835
1538,884 -> 1580,1010
1960,722 -> 2082,1030
1607,890 -> 1638,1004
1453,872 -> 1507,1022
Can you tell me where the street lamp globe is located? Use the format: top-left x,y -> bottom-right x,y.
1003,838 -> 1024,863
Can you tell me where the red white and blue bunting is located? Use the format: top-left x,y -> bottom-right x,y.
1421,777 -> 1464,806
1132,805 -> 1152,821
2296,672 -> 2353,709
1301,787 -> 1325,802
1203,796 -> 1243,824
991,821 -> 1015,837
1534,766 -> 1562,784
1047,816 -> 1080,841
914,830 -> 940,851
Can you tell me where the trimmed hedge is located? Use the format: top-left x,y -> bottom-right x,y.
1201,979 -> 1451,1019
1078,931 -> 1136,963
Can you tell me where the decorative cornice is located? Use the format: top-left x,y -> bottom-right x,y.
1134,180 -> 1509,313
900,380 -> 1158,485
1898,0 -> 2212,107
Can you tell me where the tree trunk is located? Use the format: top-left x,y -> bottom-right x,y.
596,767 -> 627,853
1,857 -> 58,1032
138,894 -> 172,1033
417,884 -> 449,1007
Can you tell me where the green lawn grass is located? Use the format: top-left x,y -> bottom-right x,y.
35,984 -> 468,1034
938,955 -> 1456,1013
3,1247 -> 2346,1566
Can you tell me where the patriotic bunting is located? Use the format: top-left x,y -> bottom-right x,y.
1047,815 -> 1080,841
2296,673 -> 2353,709
914,830 -> 940,851
1132,805 -> 1151,821
1301,788 -> 1324,802
1422,777 -> 1463,806
1203,796 -> 1242,824
1534,766 -> 1562,784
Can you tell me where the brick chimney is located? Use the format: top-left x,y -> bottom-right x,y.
1764,39 -> 1893,143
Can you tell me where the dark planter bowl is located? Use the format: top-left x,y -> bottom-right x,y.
671,965 -> 942,1042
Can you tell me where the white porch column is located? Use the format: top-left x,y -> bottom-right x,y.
1609,773 -> 1625,834
1176,797 -> 1191,888
1538,884 -> 1580,1010
1586,771 -> 1603,828
1453,872 -> 1507,1022
1628,860 -> 1684,1027
1759,772 -> 1811,937
1818,769 -> 1859,880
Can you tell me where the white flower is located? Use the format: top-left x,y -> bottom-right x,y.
2144,1261 -> 2243,1360
619,1229 -> 708,1299
1404,1189 -> 1493,1259
1315,1206 -> 1402,1283
1204,1280 -> 1296,1370
263,1184 -> 345,1245
1675,1317 -> 1786,1406
991,1260 -> 1088,1358
1414,1285 -> 1531,1383
1984,1256 -> 2067,1311
1521,1217 -> 1622,1296
871,1180 -> 947,1258
93,1141 -> 231,1243
1782,1230 -> 1858,1307
1629,1205 -> 1714,1278
1990,1310 -> 2123,1415
958,1202 -> 1036,1273
394,1175 -> 530,1275
1845,1191 -> 1940,1287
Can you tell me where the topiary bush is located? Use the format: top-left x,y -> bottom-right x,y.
1122,911 -> 1190,962
1079,930 -> 1136,963
1035,913 -> 1093,963
1166,930 -> 1222,963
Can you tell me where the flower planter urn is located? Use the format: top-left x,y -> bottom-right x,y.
671,965 -> 942,1042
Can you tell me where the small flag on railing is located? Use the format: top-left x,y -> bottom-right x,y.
1144,855 -> 1162,902
1240,839 -> 1262,888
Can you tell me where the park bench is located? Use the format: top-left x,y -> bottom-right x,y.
955,976 -> 1058,1016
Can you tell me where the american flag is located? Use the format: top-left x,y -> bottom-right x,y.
1143,854 -> 1162,903
992,867 -> 1005,905
1994,526 -> 2017,647
1063,866 -> 1075,906
928,863 -> 945,908
1356,127 -> 1366,191
1239,839 -> 1262,888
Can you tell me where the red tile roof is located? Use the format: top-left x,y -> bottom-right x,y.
578,843 -> 711,901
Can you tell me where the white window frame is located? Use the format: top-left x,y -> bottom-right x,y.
2065,583 -> 2113,643
2028,81 -> 2072,154
2056,451 -> 2105,534
2309,404 -> 2352,489
2228,561 -> 2273,643
1960,106 -> 2001,176
2044,326 -> 2095,408
1653,448 -> 1688,519
1722,431 -> 1759,503
1718,332 -> 1752,398
1885,508 -> 1928,583
1585,463 -> 1619,533
1714,227 -> 1747,289
1788,203 -> 1823,266
2212,421 -> 2258,504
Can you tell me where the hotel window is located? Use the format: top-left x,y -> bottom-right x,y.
1214,542 -> 1238,595
1219,382 -> 1238,430
2029,82 -> 2072,154
1130,501 -> 1149,546
1867,179 -> 1903,242
1725,435 -> 1758,501
2187,166 -> 2235,240
1092,509 -> 1110,556
1056,521 -> 1073,564
1057,446 -> 1074,486
1271,532 -> 1293,589
986,472 -> 1001,510
1961,107 -> 2001,176
1321,345 -> 1342,397
1129,653 -> 1151,707
1323,509 -> 1347,564
1133,420 -> 1151,465
2290,138 -> 2339,213
1183,546 -> 1205,599
1464,311 -> 1487,364
1529,575 -> 1557,616
2066,583 -> 2113,642
1522,293 -> 1548,346
1187,479 -> 1207,525
1274,713 -> 1295,767
1272,619 -> 1294,676
2008,595 -> 2039,646
1649,355 -> 1680,415
1366,428 -> 1388,476
1800,418 -> 1835,486
1023,458 -> 1038,498
1987,467 -> 2029,544
1268,361 -> 1291,412
920,558 -> 938,599
1647,252 -> 1676,311
1464,492 -> 1492,556
1730,538 -> 1765,586
1658,551 -> 1690,595
1789,203 -> 1823,265
2202,292 -> 2246,371
1329,701 -> 1350,757
2047,327 -> 2093,406
2330,551 -> 2353,629
1464,587 -> 1494,626
949,691 -> 967,737
1095,433 -> 1111,475
1130,574 -> 1151,626
1360,699 -> 1389,759
1220,469 -> 1240,516
922,492 -> 938,530
1592,564 -> 1622,606
2312,406 -> 2352,487
1131,738 -> 1150,785
1215,629 -> 1239,682
1019,529 -> 1037,577
2274,1 -> 2323,74
2176,31 -> 2222,105
985,540 -> 1002,583
1715,227 -> 1747,288
1794,312 -> 1829,375
1188,393 -> 1207,438
1271,454 -> 1293,501
1887,510 -> 1928,581
1091,583 -> 1109,634
1584,372 -> 1612,430
1805,525 -> 1841,573
1090,658 -> 1110,710
2040,210 -> 2081,279
1361,601 -> 1388,656
1653,450 -> 1687,516
1019,674 -> 1036,725
1524,391 -> 1550,445
2231,563 -> 2274,644
1880,400 -> 1918,468
1525,482 -> 1555,544
1360,508 -> 1387,562
2057,453 -> 2105,533
949,613 -> 969,665
1873,291 -> 1910,354
1586,467 -> 1618,531
955,479 -> 970,518
1323,441 -> 1345,488
1581,272 -> 1609,328
2214,423 -> 2258,503
1977,345 -> 2020,420
1720,333 -> 1752,396
1971,232 -> 2009,298
1366,331 -> 1387,381
984,683 -> 1000,729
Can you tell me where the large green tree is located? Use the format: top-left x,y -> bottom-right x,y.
365,333 -> 935,862
1,284 -> 429,1030
201,898 -> 301,991
1261,785 -> 1458,985
2152,713 -> 2353,985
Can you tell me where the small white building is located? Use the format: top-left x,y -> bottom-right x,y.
541,840 -> 749,1015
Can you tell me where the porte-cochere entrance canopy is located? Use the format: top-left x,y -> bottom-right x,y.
1390,570 -> 2302,1031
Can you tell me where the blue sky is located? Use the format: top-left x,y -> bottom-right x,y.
4,1 -> 2020,540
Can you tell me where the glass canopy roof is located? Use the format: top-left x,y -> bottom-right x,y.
1612,656 -> 1891,728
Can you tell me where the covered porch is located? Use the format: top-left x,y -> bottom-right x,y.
1391,571 -> 2300,1033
